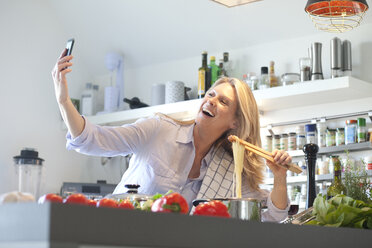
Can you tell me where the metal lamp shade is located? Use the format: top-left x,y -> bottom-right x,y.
305,0 -> 369,33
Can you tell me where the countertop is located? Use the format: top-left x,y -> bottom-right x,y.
0,202 -> 371,248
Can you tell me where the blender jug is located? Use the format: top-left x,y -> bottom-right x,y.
13,148 -> 44,199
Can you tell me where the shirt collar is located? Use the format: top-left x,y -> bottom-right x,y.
176,123 -> 195,144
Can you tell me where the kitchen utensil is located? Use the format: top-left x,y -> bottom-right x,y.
342,40 -> 352,76
311,42 -> 324,80
303,143 -> 319,209
123,97 -> 149,109
192,197 -> 263,222
299,58 -> 311,82
281,207 -> 315,225
165,81 -> 185,103
13,148 -> 44,199
105,184 -> 151,208
151,83 -> 165,106
330,37 -> 342,78
228,135 -> 303,174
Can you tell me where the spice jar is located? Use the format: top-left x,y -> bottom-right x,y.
305,124 -> 317,144
280,133 -> 288,151
264,135 -> 273,152
288,132 -> 296,151
357,118 -> 366,143
326,129 -> 336,147
296,125 -> 306,150
272,135 -> 280,151
317,122 -> 327,147
345,120 -> 357,145
336,128 -> 345,146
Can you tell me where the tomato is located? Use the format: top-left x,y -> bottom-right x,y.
86,199 -> 97,207
118,199 -> 135,209
96,198 -> 118,208
38,193 -> 63,204
193,200 -> 231,218
151,192 -> 189,214
63,193 -> 88,205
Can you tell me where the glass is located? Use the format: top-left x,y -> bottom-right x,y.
299,57 -> 311,82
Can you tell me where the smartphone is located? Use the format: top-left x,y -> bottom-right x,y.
65,38 -> 75,57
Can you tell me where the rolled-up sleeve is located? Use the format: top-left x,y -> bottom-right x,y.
66,115 -> 160,157
262,191 -> 290,222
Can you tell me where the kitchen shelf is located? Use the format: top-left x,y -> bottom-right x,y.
79,76 -> 371,126
287,142 -> 372,158
264,169 -> 372,185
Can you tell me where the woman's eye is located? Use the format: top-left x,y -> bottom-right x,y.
220,99 -> 227,105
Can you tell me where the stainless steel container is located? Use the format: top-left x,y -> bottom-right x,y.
193,198 -> 263,222
311,42 -> 324,80
342,40 -> 352,76
330,37 -> 342,78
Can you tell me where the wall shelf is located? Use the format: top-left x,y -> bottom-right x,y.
287,142 -> 372,158
264,169 -> 372,185
80,76 -> 372,126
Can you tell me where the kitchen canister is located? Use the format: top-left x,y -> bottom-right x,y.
165,81 -> 185,104
151,83 -> 165,106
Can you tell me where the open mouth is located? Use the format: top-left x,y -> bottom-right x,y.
202,108 -> 215,117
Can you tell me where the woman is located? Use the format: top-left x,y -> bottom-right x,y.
52,49 -> 291,222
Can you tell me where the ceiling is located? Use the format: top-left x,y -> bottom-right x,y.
49,0 -> 372,75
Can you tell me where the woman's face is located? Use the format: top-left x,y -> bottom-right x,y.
196,82 -> 239,134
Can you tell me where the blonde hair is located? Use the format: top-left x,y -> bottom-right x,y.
158,77 -> 265,190
208,77 -> 265,191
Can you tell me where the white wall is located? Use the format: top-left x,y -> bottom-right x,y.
0,0 -> 124,196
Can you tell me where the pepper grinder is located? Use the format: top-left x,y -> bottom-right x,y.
311,42 -> 324,80
303,143 -> 319,209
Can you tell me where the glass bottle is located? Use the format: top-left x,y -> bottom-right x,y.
223,52 -> 232,77
357,118 -> 366,143
218,59 -> 227,78
259,67 -> 269,90
345,120 -> 357,145
209,56 -> 220,86
198,51 -> 211,98
327,155 -> 347,199
269,61 -> 279,87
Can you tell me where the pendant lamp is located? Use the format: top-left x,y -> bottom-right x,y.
211,0 -> 262,8
305,0 -> 369,33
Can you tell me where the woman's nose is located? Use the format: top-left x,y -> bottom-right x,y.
207,96 -> 217,105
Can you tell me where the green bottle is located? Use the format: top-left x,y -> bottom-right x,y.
198,52 -> 211,98
327,155 -> 347,199
209,56 -> 220,85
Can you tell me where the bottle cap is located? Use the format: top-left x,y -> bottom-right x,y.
305,124 -> 316,132
261,67 -> 268,75
357,118 -> 366,126
210,56 -> 216,61
346,119 -> 357,125
280,133 -> 288,138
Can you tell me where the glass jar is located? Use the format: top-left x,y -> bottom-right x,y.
345,120 -> 357,145
317,122 -> 327,147
259,67 -> 270,90
336,128 -> 345,146
281,73 -> 300,86
305,124 -> 317,144
288,132 -> 296,151
264,135 -> 272,152
357,118 -> 366,143
280,133 -> 288,151
250,75 -> 259,91
299,57 -> 311,82
326,129 -> 336,147
272,134 -> 280,151
296,125 -> 306,150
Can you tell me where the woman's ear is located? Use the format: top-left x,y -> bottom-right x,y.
230,119 -> 238,130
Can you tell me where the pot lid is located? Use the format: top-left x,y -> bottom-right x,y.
13,148 -> 44,165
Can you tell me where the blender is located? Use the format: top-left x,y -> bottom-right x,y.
13,148 -> 44,199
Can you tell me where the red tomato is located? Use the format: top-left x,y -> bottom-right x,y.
118,199 -> 135,209
96,198 -> 118,208
86,199 -> 97,207
63,193 -> 88,205
193,200 -> 231,218
151,192 -> 189,214
38,193 -> 63,204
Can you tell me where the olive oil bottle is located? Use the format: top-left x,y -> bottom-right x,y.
198,51 -> 211,98
327,155 -> 347,199
209,56 -> 220,86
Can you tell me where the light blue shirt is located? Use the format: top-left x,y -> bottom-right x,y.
66,115 -> 212,208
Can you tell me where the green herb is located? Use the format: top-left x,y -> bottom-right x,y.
306,194 -> 372,229
343,152 -> 372,204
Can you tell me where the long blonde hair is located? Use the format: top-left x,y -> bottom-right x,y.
157,77 -> 265,190
208,77 -> 265,191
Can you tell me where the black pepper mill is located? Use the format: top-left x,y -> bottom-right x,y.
303,143 -> 319,209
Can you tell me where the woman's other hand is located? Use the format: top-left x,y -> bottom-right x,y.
266,149 -> 292,178
51,49 -> 73,105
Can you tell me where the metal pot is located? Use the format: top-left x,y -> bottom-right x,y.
192,197 -> 263,222
105,184 -> 152,209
